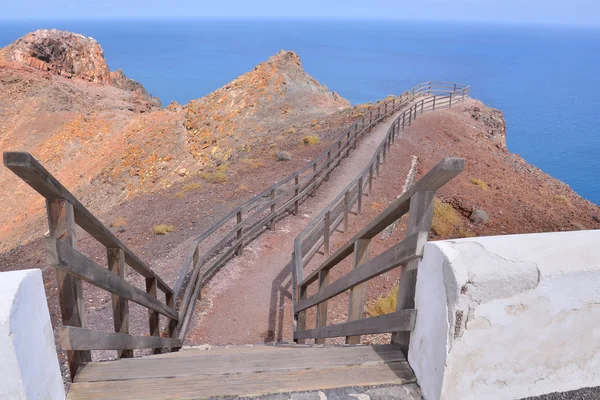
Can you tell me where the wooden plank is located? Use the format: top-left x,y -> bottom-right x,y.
315,268 -> 330,345
346,239 -> 371,344
300,157 -> 464,288
59,327 -> 180,351
75,344 -> 405,382
295,310 -> 416,340
45,199 -> 91,378
323,211 -> 331,255
236,211 -> 243,256
343,191 -> 349,233
46,239 -> 179,320
106,248 -> 132,359
177,270 -> 203,341
68,361 -> 415,399
146,277 -> 160,355
3,152 -> 173,296
296,232 -> 427,313
392,190 -> 435,354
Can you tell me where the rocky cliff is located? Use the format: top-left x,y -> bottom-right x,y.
0,29 -> 160,106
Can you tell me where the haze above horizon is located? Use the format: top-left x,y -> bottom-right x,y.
2,0 -> 599,26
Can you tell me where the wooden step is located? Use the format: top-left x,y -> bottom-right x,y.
69,362 -> 415,400
68,344 -> 416,399
75,344 -> 403,382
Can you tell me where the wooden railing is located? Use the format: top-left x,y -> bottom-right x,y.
291,158 -> 465,353
290,83 -> 469,352
3,153 -> 180,379
172,81 -> 469,341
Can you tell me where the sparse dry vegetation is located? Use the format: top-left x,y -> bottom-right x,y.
201,171 -> 228,184
471,178 -> 489,191
432,198 -> 460,237
286,127 -> 297,135
302,135 -> 320,145
111,216 -> 128,228
183,182 -> 202,192
367,286 -> 398,317
458,227 -> 476,238
240,158 -> 264,169
174,191 -> 186,199
152,224 -> 174,235
556,194 -> 573,208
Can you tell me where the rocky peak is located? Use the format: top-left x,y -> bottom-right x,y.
0,29 -> 159,106
0,29 -> 111,83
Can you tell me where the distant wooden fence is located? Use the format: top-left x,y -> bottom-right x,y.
3,153 -> 180,379
172,81 -> 470,341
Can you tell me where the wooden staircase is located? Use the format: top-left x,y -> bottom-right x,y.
67,344 -> 416,399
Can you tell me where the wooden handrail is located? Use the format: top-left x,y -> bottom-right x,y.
3,152 -> 179,378
3,152 -> 173,296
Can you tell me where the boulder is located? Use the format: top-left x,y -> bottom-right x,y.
276,151 -> 292,161
470,209 -> 489,225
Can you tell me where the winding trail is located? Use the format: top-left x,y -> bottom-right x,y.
185,109 -> 410,345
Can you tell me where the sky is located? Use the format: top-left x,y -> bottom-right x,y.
1,0 -> 599,26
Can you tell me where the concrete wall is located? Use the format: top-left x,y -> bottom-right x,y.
408,230 -> 600,400
0,269 -> 65,399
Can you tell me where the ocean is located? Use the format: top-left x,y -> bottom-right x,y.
1,19 -> 599,204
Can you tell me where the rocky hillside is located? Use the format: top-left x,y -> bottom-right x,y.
0,30 -> 356,251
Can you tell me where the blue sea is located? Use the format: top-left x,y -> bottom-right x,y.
1,19 -> 599,204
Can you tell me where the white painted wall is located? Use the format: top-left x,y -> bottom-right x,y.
409,230 -> 600,400
0,269 -> 65,399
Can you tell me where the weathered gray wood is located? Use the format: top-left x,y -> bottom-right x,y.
177,271 -> 203,342
59,327 -> 180,351
75,344 -> 405,382
300,157 -> 464,289
236,211 -> 243,256
294,175 -> 300,215
357,176 -> 364,214
315,268 -> 330,345
3,152 -> 173,296
146,277 -> 160,354
68,361 -> 415,399
46,239 -> 178,320
268,189 -> 276,230
297,232 -> 427,313
107,248 -> 132,359
295,310 -> 416,341
296,285 -> 307,344
392,190 -> 436,354
165,292 -> 178,350
343,191 -> 349,233
346,239 -> 371,344
368,164 -> 374,195
323,211 -> 331,255
45,199 -> 91,378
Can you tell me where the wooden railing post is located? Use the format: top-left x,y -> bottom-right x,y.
324,211 -> 331,255
432,96 -> 436,111
382,140 -> 387,163
46,199 -> 91,378
462,88 -> 466,103
165,291 -> 178,349
402,112 -> 406,129
376,153 -> 381,177
236,211 -> 243,256
146,277 -> 160,354
358,176 -> 364,214
107,247 -> 133,359
343,191 -> 350,233
268,189 -> 276,230
449,92 -> 453,108
346,238 -> 371,344
311,163 -> 317,197
315,268 -> 330,344
326,151 -> 331,181
294,175 -> 300,215
421,99 -> 424,115
391,190 -> 436,355
368,164 -> 374,195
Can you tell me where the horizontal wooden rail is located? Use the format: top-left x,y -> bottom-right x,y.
59,327 -> 181,351
300,157 -> 465,289
3,152 -> 173,296
294,310 -> 417,340
46,239 -> 179,320
295,232 -> 427,313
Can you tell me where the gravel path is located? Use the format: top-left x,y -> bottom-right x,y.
186,110 -> 405,345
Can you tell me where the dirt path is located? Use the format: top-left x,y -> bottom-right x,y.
186,110 -> 408,345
